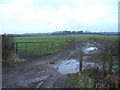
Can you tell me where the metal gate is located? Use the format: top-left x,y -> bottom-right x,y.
16,42 -> 54,58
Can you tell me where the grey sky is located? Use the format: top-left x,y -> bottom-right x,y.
0,0 -> 119,34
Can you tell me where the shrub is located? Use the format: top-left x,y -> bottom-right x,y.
2,34 -> 18,66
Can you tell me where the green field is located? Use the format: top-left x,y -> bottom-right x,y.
15,35 -> 118,42
15,35 -> 118,57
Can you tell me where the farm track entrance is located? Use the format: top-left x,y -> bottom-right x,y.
16,42 -> 54,58
3,42 -> 119,88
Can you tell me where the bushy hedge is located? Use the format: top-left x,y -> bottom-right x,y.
2,34 -> 18,66
2,34 -> 15,60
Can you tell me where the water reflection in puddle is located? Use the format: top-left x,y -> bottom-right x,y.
54,46 -> 118,74
83,47 -> 97,54
85,47 -> 97,51
54,59 -> 79,74
83,61 -> 102,70
54,59 -> 102,74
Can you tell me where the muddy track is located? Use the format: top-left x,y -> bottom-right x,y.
3,42 -> 116,88
2,43 -> 83,88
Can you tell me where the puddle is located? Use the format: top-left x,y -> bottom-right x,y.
105,65 -> 118,73
85,47 -> 97,51
83,47 -> 97,54
54,59 -> 102,74
54,46 -> 117,75
112,65 -> 118,72
83,61 -> 102,70
54,59 -> 79,74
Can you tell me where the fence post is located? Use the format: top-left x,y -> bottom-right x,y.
15,42 -> 18,53
15,42 -> 18,58
102,50 -> 106,76
80,48 -> 83,72
108,49 -> 112,75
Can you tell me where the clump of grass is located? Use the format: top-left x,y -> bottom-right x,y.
65,72 -> 94,88
3,52 -> 20,67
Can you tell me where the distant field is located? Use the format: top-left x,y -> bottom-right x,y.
15,35 -> 118,57
15,35 -> 118,44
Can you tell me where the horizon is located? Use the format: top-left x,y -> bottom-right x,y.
2,30 -> 119,35
0,0 -> 119,34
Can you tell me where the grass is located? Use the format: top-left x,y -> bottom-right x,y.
64,72 -> 94,88
15,35 -> 118,56
15,35 -> 118,43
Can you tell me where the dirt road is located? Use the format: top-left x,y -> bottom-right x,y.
3,43 -> 84,88
3,42 -> 116,88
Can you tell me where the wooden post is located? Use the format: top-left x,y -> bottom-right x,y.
15,42 -> 18,53
102,52 -> 106,76
108,49 -> 112,75
80,48 -> 83,72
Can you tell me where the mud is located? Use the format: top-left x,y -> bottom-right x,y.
2,42 -> 118,88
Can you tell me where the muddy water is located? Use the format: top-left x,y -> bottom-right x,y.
54,59 -> 103,74
54,46 -> 99,74
83,46 -> 97,54
54,59 -> 79,74
54,46 -> 118,75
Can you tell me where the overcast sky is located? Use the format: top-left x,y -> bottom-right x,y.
0,0 -> 119,34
